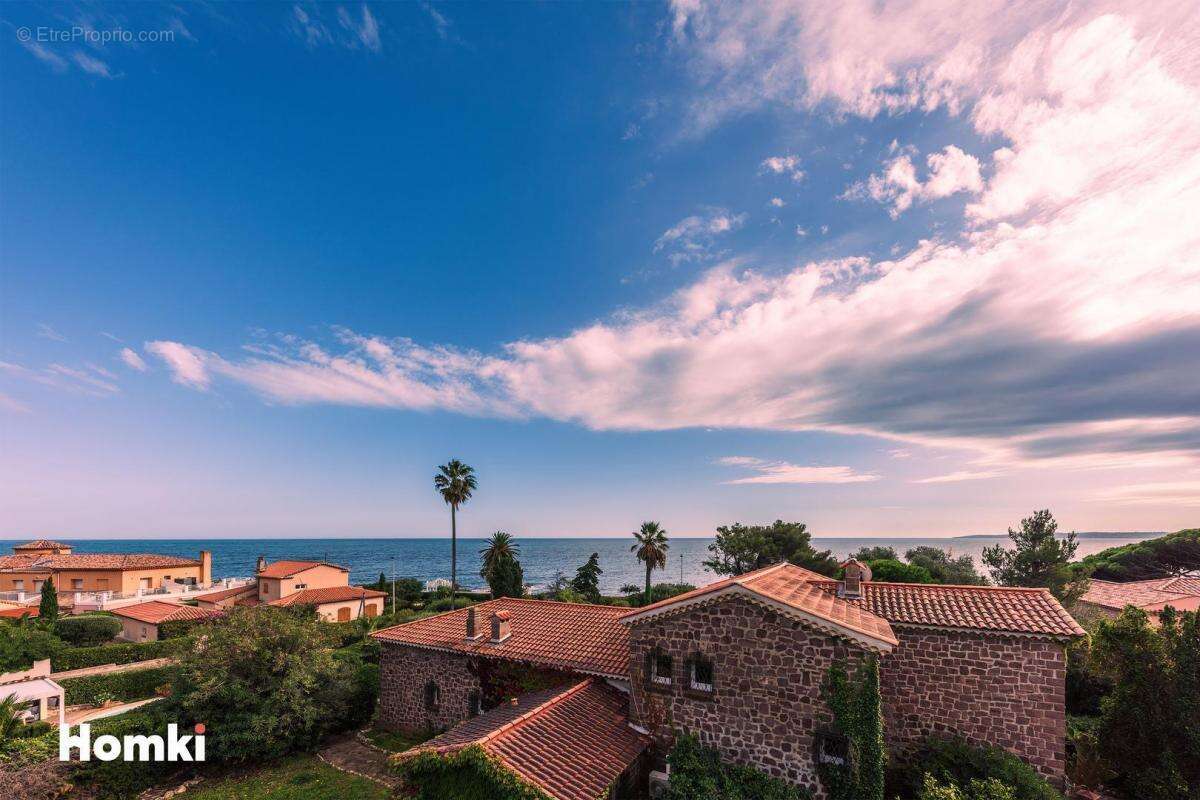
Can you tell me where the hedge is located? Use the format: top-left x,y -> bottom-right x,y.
398,745 -> 553,800
54,615 -> 122,647
665,733 -> 812,800
59,664 -> 176,705
51,637 -> 188,671
891,737 -> 1062,800
71,702 -> 186,799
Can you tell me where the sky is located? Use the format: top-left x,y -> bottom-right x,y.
1,1 -> 1198,540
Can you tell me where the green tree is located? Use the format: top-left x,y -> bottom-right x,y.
434,458 -> 477,597
905,546 -> 987,585
863,559 -> 934,583
631,521 -> 670,602
394,577 -> 423,606
1078,528 -> 1200,580
982,510 -> 1088,603
170,606 -> 361,762
705,520 -> 839,577
570,552 -> 603,603
850,546 -> 898,562
38,577 -> 58,622
0,695 -> 23,747
487,554 -> 525,599
0,622 -> 63,672
1090,606 -> 1199,800
479,531 -> 520,584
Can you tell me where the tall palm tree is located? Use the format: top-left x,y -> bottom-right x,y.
434,459 -> 477,597
0,696 -> 23,747
631,521 -> 669,603
479,531 -> 519,583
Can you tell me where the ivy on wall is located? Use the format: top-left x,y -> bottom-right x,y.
469,658 -> 570,711
819,657 -> 886,800
397,745 -> 553,800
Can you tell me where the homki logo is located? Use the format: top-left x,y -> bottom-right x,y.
59,723 -> 206,762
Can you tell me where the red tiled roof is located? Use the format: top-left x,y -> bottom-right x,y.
193,584 -> 258,603
267,586 -> 386,607
1080,578 -> 1200,613
1,553 -> 199,572
406,679 -> 650,800
0,606 -> 39,619
256,560 -> 348,579
812,580 -> 1086,638
112,600 -> 223,625
621,563 -> 899,651
13,539 -> 71,551
0,554 -> 47,572
372,598 -> 630,679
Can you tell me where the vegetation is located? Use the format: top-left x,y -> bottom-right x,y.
72,702 -> 182,798
0,621 -> 63,671
819,659 -> 885,800
59,663 -> 175,705
479,531 -> 519,582
631,521 -> 670,602
850,546 -> 898,562
1086,606 -> 1199,800
434,458 -> 478,596
892,737 -> 1062,800
904,546 -> 987,585
362,726 -> 434,753
981,510 -> 1088,603
1078,528 -> 1200,580
917,774 -> 1016,800
51,636 -> 186,671
622,582 -> 695,608
665,733 -> 812,800
705,520 -> 839,578
0,696 -> 22,748
38,577 -> 58,622
398,744 -> 553,800
480,531 -> 525,598
570,552 -> 603,603
857,559 -> 934,584
182,754 -> 391,800
53,613 -> 121,647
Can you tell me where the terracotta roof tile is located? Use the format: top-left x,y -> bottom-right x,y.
12,539 -> 71,551
621,563 -> 899,651
373,598 -> 630,678
267,586 -> 386,607
256,560 -> 348,578
1,553 -> 199,571
408,679 -> 649,800
0,606 -> 39,619
193,584 -> 258,603
112,600 -> 223,625
1080,578 -> 1200,613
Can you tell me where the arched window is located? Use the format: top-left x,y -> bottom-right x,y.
423,681 -> 440,711
467,690 -> 482,717
646,646 -> 673,688
688,653 -> 714,693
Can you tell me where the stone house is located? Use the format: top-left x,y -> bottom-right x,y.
193,558 -> 386,622
372,561 -> 1084,800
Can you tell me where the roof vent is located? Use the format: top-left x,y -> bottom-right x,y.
490,610 -> 512,644
840,559 -> 872,598
466,607 -> 484,641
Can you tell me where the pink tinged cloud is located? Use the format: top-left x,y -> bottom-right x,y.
119,348 -> 148,372
717,456 -> 879,484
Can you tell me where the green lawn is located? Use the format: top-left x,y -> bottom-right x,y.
181,755 -> 390,800
362,726 -> 433,753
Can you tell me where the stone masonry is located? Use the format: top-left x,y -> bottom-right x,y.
627,595 -> 868,799
378,643 -> 481,732
880,626 -> 1068,783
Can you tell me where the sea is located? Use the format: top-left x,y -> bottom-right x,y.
0,533 -> 1159,595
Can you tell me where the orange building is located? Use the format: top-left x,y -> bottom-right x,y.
195,558 -> 384,622
0,539 -> 211,596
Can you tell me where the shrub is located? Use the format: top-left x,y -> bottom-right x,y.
426,597 -> 475,612
624,583 -> 696,608
59,664 -> 175,705
54,615 -> 121,647
895,737 -> 1061,800
666,733 -> 812,800
0,623 -> 64,672
398,745 -> 552,800
71,702 -> 184,799
861,559 -> 934,584
51,637 -> 186,671
157,617 -> 212,640
918,774 -> 1016,800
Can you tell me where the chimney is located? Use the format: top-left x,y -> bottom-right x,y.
256,555 -> 267,574
466,607 -> 484,641
199,550 -> 212,585
841,559 -> 872,598
490,610 -> 512,643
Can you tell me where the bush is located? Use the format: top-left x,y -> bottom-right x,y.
59,664 -> 175,705
158,617 -> 212,640
426,597 -> 475,612
54,615 -> 122,647
624,583 -> 696,608
666,733 -> 812,800
0,623 -> 64,672
398,745 -> 554,800
862,559 -> 934,584
51,637 -> 186,671
918,774 -> 1016,800
71,702 -> 184,799
895,737 -> 1061,800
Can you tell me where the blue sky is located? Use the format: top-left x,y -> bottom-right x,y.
2,1 -> 1198,539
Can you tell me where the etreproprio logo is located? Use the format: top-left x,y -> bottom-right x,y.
59,723 -> 206,762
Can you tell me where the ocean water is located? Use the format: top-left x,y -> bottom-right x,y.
1,534 -> 1156,594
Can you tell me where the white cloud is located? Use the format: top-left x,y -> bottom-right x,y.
848,145 -> 983,218
0,392 -> 31,414
1093,482 -> 1200,507
717,456 -> 879,484
146,341 -> 211,389
654,208 -> 747,265
1,360 -> 118,397
291,3 -> 381,52
760,154 -> 805,182
72,52 -> 115,79
337,4 -> 381,52
36,323 -> 67,342
795,225 -> 807,237
119,348 -> 148,372
770,197 -> 785,207
421,2 -> 452,41
622,123 -> 641,141
912,470 -> 1002,483
21,41 -> 68,73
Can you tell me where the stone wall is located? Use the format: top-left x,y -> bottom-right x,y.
879,626 -> 1068,784
627,595 -> 868,799
378,643 -> 481,732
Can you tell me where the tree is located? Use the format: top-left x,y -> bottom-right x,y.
38,577 -> 58,622
905,546 -> 987,585
704,520 -> 839,578
487,554 -> 525,599
170,606 -> 362,762
982,510 -> 1088,604
0,696 -> 24,748
0,621 -> 62,672
375,572 -> 388,591
394,577 -> 423,606
632,522 -> 669,602
479,531 -> 519,584
434,459 -> 477,597
570,552 -> 603,603
1089,606 -> 1199,800
1078,528 -> 1200,581
851,546 -> 898,562
863,559 -> 934,583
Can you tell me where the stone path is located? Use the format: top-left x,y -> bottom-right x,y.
317,733 -> 404,789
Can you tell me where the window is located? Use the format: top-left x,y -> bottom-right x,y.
423,681 -> 440,711
365,603 -> 379,618
689,655 -> 714,693
816,731 -> 850,766
337,606 -> 351,622
72,579 -> 84,590
467,690 -> 482,717
648,648 -> 673,687
13,580 -> 23,591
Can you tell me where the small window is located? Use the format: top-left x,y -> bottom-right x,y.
467,690 -> 482,717
689,655 -> 714,693
424,681 -> 440,711
13,580 -> 24,591
649,649 -> 673,687
816,731 -> 850,766
72,579 -> 84,590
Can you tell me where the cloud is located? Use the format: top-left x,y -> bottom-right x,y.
847,144 -> 983,218
912,470 -> 1003,483
760,154 -> 805,182
1093,482 -> 1200,507
770,197 -> 785,207
36,323 -> 68,342
717,456 -> 879,484
337,4 -> 381,52
72,52 -> 115,79
1,360 -> 118,397
290,3 -> 381,52
421,2 -> 453,41
119,348 -> 148,372
0,392 -> 31,414
146,341 -> 211,389
21,41 -> 69,73
654,208 -> 747,265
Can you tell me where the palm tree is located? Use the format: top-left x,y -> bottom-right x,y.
0,696 -> 23,747
631,521 -> 669,603
479,531 -> 519,583
434,459 -> 477,597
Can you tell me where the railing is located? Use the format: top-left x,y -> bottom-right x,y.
2,578 -> 255,612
